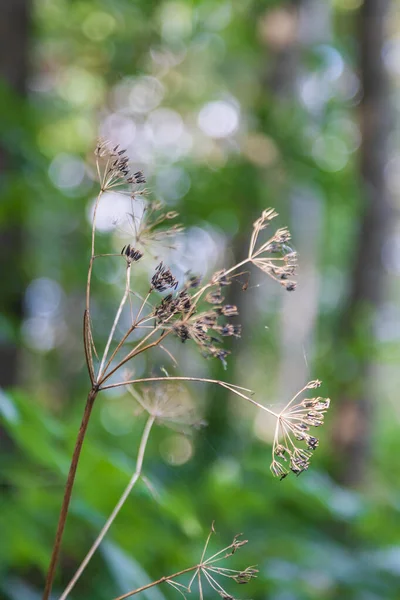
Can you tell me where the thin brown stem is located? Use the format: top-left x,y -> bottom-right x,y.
100,376 -> 279,418
99,331 -> 171,386
133,290 -> 152,325
42,388 -> 98,600
101,376 -> 252,393
97,264 -> 132,380
59,415 -> 155,600
112,565 -> 198,600
100,307 -> 163,381
86,190 -> 103,313
83,309 -> 95,384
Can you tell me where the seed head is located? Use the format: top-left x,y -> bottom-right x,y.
191,526 -> 257,600
151,262 -> 179,292
270,382 -> 330,479
128,201 -> 184,253
121,244 -> 143,263
95,139 -> 145,191
128,383 -> 203,431
249,209 -> 298,291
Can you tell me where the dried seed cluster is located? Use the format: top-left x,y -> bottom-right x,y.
271,381 -> 330,479
151,262 -> 179,292
152,273 -> 241,369
121,244 -> 143,263
249,208 -> 298,291
128,200 -> 184,252
185,526 -> 258,600
95,139 -> 146,191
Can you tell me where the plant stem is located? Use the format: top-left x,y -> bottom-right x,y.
43,387 -> 98,600
97,264 -> 132,380
99,331 -> 170,386
86,190 -> 103,313
101,376 -> 279,418
59,415 -> 155,600
112,565 -> 198,600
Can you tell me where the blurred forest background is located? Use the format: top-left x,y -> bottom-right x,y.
1,0 -> 400,599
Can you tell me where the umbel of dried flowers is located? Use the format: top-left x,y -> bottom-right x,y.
270,380 -> 330,479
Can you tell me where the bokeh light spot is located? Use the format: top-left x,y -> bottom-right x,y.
198,100 -> 239,139
82,11 -> 116,41
160,2 -> 192,41
87,192 -> 132,233
100,114 -> 136,148
312,135 -> 349,172
25,278 -> 64,318
155,166 -> 191,202
49,153 -> 86,190
160,434 -> 193,466
22,318 -> 57,352
243,133 -> 279,167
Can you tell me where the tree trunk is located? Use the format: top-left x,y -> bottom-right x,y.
332,0 -> 391,485
0,0 -> 31,388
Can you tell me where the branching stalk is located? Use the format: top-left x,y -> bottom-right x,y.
43,388 -> 98,600
100,376 -> 279,418
59,415 -> 155,600
112,565 -> 198,600
98,264 -> 132,379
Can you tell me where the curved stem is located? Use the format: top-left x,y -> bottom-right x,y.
43,388 -> 98,600
99,330 -> 171,386
58,415 -> 155,600
100,376 -> 279,419
86,191 -> 103,314
133,291 -> 151,326
100,297 -> 155,379
98,265 -> 132,380
112,565 -> 197,600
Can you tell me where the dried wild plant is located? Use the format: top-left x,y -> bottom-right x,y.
111,524 -> 258,600
42,139 -> 330,600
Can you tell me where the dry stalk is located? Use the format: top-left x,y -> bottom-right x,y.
42,140 -> 329,600
112,524 -> 258,600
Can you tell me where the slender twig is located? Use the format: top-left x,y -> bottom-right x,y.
97,264 -> 132,380
42,388 -> 98,600
101,376 -> 252,393
133,290 -> 152,325
59,415 -> 155,600
99,330 -> 171,386
223,258 -> 251,278
112,565 -> 198,600
86,190 -> 103,314
83,310 -> 95,385
100,303 -> 156,379
100,376 -> 279,418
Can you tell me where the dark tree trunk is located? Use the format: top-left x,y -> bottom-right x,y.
332,0 -> 391,485
0,0 -> 31,388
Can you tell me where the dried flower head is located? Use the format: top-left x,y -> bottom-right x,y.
248,208 -> 297,291
121,244 -> 143,263
127,200 -> 184,254
270,380 -> 330,479
95,139 -> 146,191
149,271 -> 242,368
127,383 -> 203,431
151,262 -> 179,292
169,306 -> 240,368
186,525 -> 258,600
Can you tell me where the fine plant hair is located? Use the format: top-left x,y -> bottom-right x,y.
42,140 -> 330,600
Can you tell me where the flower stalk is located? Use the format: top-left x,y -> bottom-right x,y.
42,139 -> 329,600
